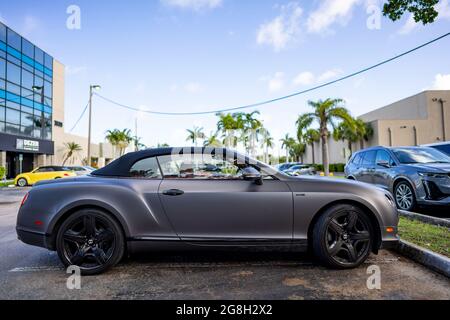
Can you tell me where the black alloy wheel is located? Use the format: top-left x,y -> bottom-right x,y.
56,209 -> 124,275
313,204 -> 373,269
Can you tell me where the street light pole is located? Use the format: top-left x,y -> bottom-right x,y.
87,85 -> 101,166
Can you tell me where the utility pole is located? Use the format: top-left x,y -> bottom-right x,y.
87,85 -> 101,166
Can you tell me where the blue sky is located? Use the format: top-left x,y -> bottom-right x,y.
1,0 -> 450,154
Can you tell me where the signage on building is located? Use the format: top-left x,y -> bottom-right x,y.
16,139 -> 40,152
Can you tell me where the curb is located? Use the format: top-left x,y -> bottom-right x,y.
398,210 -> 450,228
394,240 -> 450,278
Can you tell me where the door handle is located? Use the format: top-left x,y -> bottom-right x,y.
162,189 -> 185,196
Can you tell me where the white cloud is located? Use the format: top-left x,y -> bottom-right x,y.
267,72 -> 285,92
317,68 -> 343,82
256,3 -> 303,52
22,15 -> 40,36
65,65 -> 87,76
161,0 -> 222,10
293,72 -> 315,86
432,74 -> 450,90
398,0 -> 450,35
293,69 -> 343,86
184,82 -> 204,93
307,0 -> 360,34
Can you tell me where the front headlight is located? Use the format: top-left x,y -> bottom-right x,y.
418,172 -> 449,179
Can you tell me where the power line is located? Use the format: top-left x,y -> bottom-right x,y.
69,101 -> 89,132
93,31 -> 450,116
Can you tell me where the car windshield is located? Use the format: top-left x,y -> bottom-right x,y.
393,148 -> 450,164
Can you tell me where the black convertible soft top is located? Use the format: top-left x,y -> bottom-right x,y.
91,147 -> 254,177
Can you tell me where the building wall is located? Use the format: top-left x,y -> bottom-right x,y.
302,90 -> 450,165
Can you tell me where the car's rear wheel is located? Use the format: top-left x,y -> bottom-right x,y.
17,178 -> 28,187
56,209 -> 125,275
394,181 -> 416,211
312,204 -> 373,269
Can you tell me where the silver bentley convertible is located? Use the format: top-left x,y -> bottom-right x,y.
16,147 -> 399,275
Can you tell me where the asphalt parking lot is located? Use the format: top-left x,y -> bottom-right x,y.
0,188 -> 449,300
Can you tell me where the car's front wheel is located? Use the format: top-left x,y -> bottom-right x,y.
394,181 -> 416,211
312,204 -> 373,269
56,209 -> 125,275
17,178 -> 28,187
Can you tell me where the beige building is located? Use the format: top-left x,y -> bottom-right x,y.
302,90 -> 450,165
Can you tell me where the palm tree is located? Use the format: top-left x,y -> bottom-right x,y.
280,134 -> 296,163
333,120 -> 358,159
290,142 -> 306,163
298,99 -> 352,176
243,111 -> 263,157
186,126 -> 205,147
355,119 -> 374,150
106,129 -> 133,157
216,113 -> 244,148
303,129 -> 320,164
260,128 -> 273,163
62,142 -> 82,165
133,136 -> 146,151
203,132 -> 223,147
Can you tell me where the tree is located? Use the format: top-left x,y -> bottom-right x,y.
186,126 -> 205,147
242,111 -> 263,157
290,142 -> 306,163
303,129 -> 320,164
106,129 -> 133,157
62,142 -> 82,165
298,99 -> 352,176
203,132 -> 223,147
355,119 -> 374,150
260,128 -> 274,163
333,119 -> 358,158
216,113 -> 243,148
383,0 -> 440,25
133,136 -> 146,151
280,134 -> 296,163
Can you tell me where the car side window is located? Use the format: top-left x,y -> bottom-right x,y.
376,150 -> 395,167
352,153 -> 362,165
157,154 -> 245,180
36,167 -> 53,173
361,151 -> 376,166
129,157 -> 162,179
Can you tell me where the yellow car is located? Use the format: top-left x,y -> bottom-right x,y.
15,166 -> 77,187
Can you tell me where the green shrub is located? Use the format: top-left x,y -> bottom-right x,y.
0,166 -> 5,179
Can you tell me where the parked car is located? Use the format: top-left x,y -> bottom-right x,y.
276,162 -> 301,172
423,141 -> 450,157
345,146 -> 450,211
14,166 -> 77,187
284,164 -> 316,176
66,166 -> 96,176
17,147 -> 399,275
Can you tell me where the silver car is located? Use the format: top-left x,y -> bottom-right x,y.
17,147 -> 399,275
345,146 -> 450,211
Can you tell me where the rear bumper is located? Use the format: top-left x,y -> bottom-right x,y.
16,228 -> 54,250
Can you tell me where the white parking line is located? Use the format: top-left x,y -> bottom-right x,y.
9,266 -> 63,273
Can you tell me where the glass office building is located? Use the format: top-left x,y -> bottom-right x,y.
0,22 -> 56,178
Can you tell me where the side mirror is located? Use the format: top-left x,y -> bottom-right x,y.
377,160 -> 390,168
242,167 -> 263,185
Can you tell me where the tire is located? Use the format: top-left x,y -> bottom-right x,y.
17,178 -> 28,187
56,209 -> 125,275
394,181 -> 416,211
312,204 -> 373,269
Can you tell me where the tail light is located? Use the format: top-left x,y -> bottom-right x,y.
20,192 -> 29,207
64,173 -> 70,177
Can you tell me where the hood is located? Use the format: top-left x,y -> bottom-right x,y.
405,163 -> 450,173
